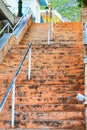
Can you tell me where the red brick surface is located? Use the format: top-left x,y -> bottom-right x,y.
0,22 -> 85,129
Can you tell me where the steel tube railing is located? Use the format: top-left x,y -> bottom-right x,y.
0,43 -> 32,127
12,82 -> 15,127
0,7 -> 31,37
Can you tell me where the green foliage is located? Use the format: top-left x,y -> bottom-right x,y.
41,0 -> 81,21
52,0 -> 81,21
77,0 -> 87,7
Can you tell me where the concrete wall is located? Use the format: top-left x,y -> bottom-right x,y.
82,8 -> 87,57
0,0 -> 15,25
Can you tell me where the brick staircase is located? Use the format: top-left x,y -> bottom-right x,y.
0,22 -> 85,129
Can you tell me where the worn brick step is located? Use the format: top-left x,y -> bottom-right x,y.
0,96 -> 82,105
14,97 -> 81,105
1,104 -> 84,113
16,112 -> 84,120
0,120 -> 85,129
0,129 -> 84,130
16,83 -> 84,91
12,119 -> 85,129
32,43 -> 82,48
28,78 -> 84,85
9,50 -> 82,56
0,86 -> 83,97
12,44 -> 82,50
30,74 -> 84,80
17,79 -> 84,87
54,39 -> 82,43
54,34 -> 82,37
0,61 -> 83,69
15,89 -> 84,98
0,111 -> 84,121
0,77 -> 84,88
54,22 -> 82,29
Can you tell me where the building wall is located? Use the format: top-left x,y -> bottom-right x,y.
23,0 -> 41,23
4,0 -> 41,23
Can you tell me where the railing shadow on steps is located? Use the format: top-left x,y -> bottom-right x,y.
0,42 -> 32,127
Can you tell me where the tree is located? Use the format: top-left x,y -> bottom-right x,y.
77,0 -> 87,7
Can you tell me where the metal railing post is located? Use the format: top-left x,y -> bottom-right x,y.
48,26 -> 50,45
0,43 -> 32,126
28,48 -> 31,80
84,58 -> 87,130
12,82 -> 15,127
7,24 -> 10,33
52,9 -> 54,35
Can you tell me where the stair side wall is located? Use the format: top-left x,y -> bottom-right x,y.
0,15 -> 32,64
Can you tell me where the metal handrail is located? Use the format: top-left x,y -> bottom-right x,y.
0,23 -> 13,35
0,7 -> 31,37
0,42 -> 32,126
13,7 -> 31,31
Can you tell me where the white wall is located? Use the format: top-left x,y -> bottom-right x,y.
4,0 -> 41,23
23,0 -> 40,23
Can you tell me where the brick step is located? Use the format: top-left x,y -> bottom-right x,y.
15,42 -> 82,47
15,90 -> 83,98
27,119 -> 85,129
54,22 -> 82,29
0,111 -> 84,121
0,129 -> 84,130
10,48 -> 82,53
10,48 -> 82,56
53,38 -> 82,44
10,48 -> 82,55
14,96 -> 82,105
29,78 -> 84,85
0,96 -> 82,105
0,83 -> 84,97
0,120 -> 85,129
16,83 -> 84,91
0,73 -> 84,84
54,38 -> 82,42
0,83 -> 84,98
1,104 -> 84,113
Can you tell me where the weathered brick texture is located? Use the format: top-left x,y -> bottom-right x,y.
0,22 -> 85,130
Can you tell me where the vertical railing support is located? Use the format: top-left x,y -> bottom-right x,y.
51,21 -> 53,35
48,26 -> 50,45
84,58 -> 87,130
12,82 -> 15,127
28,48 -> 31,80
7,24 -> 10,33
51,9 -> 54,35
